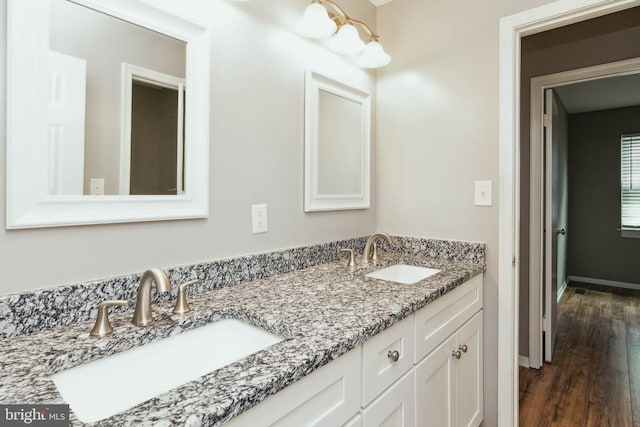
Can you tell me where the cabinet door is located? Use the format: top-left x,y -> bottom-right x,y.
344,414 -> 362,427
455,312 -> 483,427
415,334 -> 456,427
362,370 -> 415,427
224,348 -> 361,427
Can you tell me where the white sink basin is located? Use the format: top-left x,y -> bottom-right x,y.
365,264 -> 441,284
52,318 -> 283,423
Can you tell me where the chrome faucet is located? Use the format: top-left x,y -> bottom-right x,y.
361,232 -> 393,266
132,268 -> 172,326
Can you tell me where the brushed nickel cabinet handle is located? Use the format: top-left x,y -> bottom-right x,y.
387,350 -> 400,362
90,300 -> 129,337
556,228 -> 566,235
452,350 -> 462,360
459,344 -> 468,353
173,279 -> 200,314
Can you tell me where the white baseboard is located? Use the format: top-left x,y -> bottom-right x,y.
518,355 -> 530,368
558,279 -> 568,302
568,275 -> 640,291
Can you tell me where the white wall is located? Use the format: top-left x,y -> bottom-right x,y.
375,1 -> 555,425
0,0 -> 377,294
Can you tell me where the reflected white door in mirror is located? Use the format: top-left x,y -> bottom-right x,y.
6,0 -> 210,228
304,70 -> 371,212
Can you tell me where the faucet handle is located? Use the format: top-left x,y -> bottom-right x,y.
90,300 -> 129,337
339,248 -> 356,268
371,242 -> 379,263
173,279 -> 200,314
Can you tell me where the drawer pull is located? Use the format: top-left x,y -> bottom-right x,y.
452,350 -> 462,360
387,350 -> 400,362
459,344 -> 468,353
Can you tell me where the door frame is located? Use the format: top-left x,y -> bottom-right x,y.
119,63 -> 186,195
528,58 -> 640,369
498,1 -> 640,425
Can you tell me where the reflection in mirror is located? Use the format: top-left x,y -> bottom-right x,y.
304,70 -> 371,212
6,0 -> 210,228
48,0 -> 186,196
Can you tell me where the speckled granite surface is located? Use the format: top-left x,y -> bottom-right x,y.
0,237 -> 368,339
386,236 -> 486,265
0,236 -> 485,340
0,237 -> 485,426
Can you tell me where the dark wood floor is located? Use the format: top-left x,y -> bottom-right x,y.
519,286 -> 640,427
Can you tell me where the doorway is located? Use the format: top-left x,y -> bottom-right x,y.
129,81 -> 183,195
498,2 -> 640,426
119,63 -> 186,195
528,60 -> 640,369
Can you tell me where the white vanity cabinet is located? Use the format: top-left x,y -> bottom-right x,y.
415,312 -> 483,427
224,274 -> 483,427
414,274 -> 483,427
224,347 -> 362,427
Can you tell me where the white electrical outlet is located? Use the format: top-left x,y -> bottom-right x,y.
251,204 -> 268,234
474,180 -> 492,206
90,178 -> 105,195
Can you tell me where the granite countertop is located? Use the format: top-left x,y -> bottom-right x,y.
0,251 -> 484,426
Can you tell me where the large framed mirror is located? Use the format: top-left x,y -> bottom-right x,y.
6,0 -> 210,228
304,70 -> 371,212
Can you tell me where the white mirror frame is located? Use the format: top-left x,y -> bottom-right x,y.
6,0 -> 210,229
304,70 -> 371,212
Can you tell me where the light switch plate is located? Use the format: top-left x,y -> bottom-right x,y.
475,181 -> 492,206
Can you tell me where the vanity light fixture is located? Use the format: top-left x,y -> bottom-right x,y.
296,0 -> 391,68
329,23 -> 365,55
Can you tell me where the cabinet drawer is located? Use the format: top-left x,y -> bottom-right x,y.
415,274 -> 482,363
362,314 -> 414,406
225,347 -> 361,427
361,369 -> 415,427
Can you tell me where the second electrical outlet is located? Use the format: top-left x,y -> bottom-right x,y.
251,204 -> 268,234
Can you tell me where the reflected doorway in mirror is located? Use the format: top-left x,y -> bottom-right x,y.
120,64 -> 186,196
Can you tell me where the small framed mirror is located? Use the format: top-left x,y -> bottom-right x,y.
304,70 -> 371,212
6,0 -> 210,228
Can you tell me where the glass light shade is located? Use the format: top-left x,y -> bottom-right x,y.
329,24 -> 365,55
357,40 -> 391,68
295,3 -> 337,39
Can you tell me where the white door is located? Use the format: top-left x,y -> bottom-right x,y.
47,51 -> 87,195
543,89 -> 569,362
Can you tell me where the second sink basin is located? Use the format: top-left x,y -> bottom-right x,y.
365,264 -> 441,284
52,318 -> 283,423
